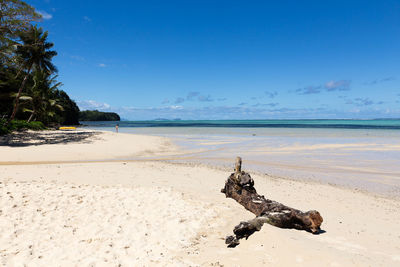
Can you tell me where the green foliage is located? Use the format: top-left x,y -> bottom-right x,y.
0,65 -> 19,115
15,26 -> 57,73
0,0 -> 41,64
0,0 -> 41,36
20,70 -> 63,123
0,119 -> 10,135
10,120 -> 45,130
53,90 -> 80,125
1,0 -> 80,130
8,25 -> 58,122
79,110 -> 120,121
0,62 -> 80,126
9,26 -> 58,123
0,118 -> 45,135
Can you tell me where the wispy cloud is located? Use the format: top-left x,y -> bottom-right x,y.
295,80 -> 351,95
295,85 -> 322,95
38,10 -> 53,20
238,102 -> 247,106
185,91 -> 214,102
186,91 -> 200,101
364,76 -> 395,85
98,63 -> 106,67
380,77 -> 395,82
324,80 -> 351,91
83,16 -> 92,22
217,98 -> 227,101
77,100 -> 111,111
252,103 -> 279,107
111,104 -> 400,120
173,92 -> 215,103
168,105 -> 183,110
70,55 -> 85,61
161,98 -> 170,104
198,95 -> 213,102
265,91 -> 278,98
345,97 -> 384,106
174,97 -> 185,104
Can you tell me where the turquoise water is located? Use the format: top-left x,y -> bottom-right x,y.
82,119 -> 400,129
83,121 -> 400,198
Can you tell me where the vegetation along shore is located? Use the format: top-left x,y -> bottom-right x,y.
0,0 -> 119,135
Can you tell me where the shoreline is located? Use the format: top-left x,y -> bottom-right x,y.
2,158 -> 398,203
84,126 -> 400,199
1,128 -> 399,200
1,129 -> 400,266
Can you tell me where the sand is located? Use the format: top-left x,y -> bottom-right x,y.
1,130 -> 399,266
0,130 -> 177,162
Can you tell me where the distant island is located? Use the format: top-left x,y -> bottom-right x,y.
79,110 -> 120,121
154,118 -> 182,121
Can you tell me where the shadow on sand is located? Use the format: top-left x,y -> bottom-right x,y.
0,130 -> 100,147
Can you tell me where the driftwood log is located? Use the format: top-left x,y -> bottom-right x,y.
221,157 -> 323,247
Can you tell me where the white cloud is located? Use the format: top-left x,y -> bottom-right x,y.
38,10 -> 53,20
98,63 -> 106,67
83,16 -> 92,22
77,100 -> 111,111
169,105 -> 183,110
324,80 -> 351,91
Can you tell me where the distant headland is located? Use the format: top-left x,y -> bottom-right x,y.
79,110 -> 120,121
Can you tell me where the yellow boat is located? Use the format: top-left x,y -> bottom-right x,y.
59,126 -> 76,130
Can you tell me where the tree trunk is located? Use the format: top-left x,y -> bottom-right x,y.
7,64 -> 32,124
27,111 -> 35,123
221,157 -> 323,247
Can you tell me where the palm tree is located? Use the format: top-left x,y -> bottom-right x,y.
20,70 -> 63,123
8,25 -> 57,123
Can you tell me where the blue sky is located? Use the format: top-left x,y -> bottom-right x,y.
28,0 -> 399,120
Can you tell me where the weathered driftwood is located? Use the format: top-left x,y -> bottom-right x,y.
221,157 -> 323,247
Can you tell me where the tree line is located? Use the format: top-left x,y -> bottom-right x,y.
1,0 -> 119,135
79,110 -> 120,121
0,0 -> 80,134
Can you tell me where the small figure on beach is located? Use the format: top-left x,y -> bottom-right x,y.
115,124 -> 119,133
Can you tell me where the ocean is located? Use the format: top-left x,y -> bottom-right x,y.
83,119 -> 400,198
82,119 -> 400,129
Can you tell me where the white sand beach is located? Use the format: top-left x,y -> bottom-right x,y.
0,130 -> 177,162
1,130 -> 400,266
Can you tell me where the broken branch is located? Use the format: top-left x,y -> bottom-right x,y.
221,157 -> 323,247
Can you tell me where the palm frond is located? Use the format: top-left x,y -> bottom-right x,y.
19,96 -> 33,101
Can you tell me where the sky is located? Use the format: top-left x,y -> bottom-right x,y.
27,0 -> 400,120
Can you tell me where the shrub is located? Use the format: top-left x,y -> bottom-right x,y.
27,121 -> 46,130
10,120 -> 46,131
0,119 -> 9,135
0,119 -> 46,135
